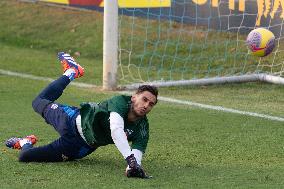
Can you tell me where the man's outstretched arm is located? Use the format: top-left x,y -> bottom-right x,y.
109,112 -> 149,178
109,112 -> 132,159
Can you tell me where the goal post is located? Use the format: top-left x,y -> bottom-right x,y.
103,0 -> 118,90
103,0 -> 284,90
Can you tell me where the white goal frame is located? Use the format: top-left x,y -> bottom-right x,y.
103,0 -> 284,90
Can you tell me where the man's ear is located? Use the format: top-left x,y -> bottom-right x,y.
131,94 -> 137,102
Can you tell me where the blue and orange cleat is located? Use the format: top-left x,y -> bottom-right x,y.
58,52 -> 84,79
5,135 -> 37,150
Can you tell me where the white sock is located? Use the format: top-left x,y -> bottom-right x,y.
19,139 -> 32,147
63,68 -> 76,80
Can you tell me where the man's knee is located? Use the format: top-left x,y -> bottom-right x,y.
32,96 -> 51,115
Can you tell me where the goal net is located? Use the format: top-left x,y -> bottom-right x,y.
115,0 -> 284,89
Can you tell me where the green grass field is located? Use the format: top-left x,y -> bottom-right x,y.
1,1 -> 284,188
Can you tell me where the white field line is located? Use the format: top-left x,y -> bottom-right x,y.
0,69 -> 96,88
1,69 -> 283,122
158,96 -> 284,122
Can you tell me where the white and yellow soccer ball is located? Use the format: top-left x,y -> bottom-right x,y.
246,28 -> 275,57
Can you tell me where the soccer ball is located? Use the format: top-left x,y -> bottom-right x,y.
246,28 -> 275,57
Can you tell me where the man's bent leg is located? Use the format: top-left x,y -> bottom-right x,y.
32,76 -> 70,116
32,52 -> 84,116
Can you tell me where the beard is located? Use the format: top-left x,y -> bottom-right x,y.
130,104 -> 145,118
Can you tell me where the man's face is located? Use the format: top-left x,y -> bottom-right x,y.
131,91 -> 157,117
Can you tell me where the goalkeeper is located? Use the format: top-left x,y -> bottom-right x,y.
5,52 -> 158,179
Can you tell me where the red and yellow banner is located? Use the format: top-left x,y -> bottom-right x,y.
40,0 -> 284,26
40,0 -> 171,8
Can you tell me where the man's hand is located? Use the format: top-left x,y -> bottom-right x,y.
125,154 -> 152,179
125,154 -> 138,169
125,165 -> 152,179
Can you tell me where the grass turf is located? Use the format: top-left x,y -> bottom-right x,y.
1,76 -> 284,188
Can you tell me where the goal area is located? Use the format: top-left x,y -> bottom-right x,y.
103,0 -> 284,90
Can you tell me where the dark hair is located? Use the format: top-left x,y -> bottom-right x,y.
136,85 -> 159,103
